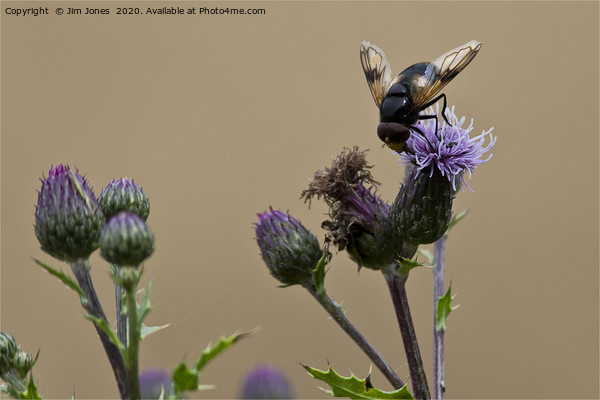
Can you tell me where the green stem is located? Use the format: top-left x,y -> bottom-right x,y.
124,284 -> 141,400
303,281 -> 406,390
383,264 -> 430,399
70,259 -> 130,399
115,283 -> 127,345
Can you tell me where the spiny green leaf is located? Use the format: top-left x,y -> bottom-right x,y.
34,259 -> 86,300
303,365 -> 414,399
172,362 -> 198,392
435,286 -> 458,331
396,258 -> 423,277
313,252 -> 328,294
447,209 -> 469,232
84,315 -> 125,353
171,331 -> 250,396
194,332 -> 250,372
140,322 -> 169,340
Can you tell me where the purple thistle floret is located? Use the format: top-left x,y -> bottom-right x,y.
255,208 -> 323,287
139,368 -> 172,399
401,105 -> 496,191
34,164 -> 105,262
239,364 -> 295,399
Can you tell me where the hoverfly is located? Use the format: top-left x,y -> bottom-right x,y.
360,40 -> 482,153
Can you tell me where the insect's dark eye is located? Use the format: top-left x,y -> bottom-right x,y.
377,122 -> 410,144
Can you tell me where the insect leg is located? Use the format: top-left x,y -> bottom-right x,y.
410,123 -> 435,150
418,93 -> 450,125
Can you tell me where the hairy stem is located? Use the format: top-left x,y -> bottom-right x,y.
70,259 -> 129,399
433,235 -> 447,399
303,281 -> 406,390
383,265 -> 430,399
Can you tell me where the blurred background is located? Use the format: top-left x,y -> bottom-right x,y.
2,2 -> 598,398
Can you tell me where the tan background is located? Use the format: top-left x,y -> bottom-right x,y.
1,1 -> 598,399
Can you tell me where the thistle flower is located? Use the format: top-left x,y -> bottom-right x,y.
239,364 -> 295,399
139,368 -> 172,399
401,105 -> 496,191
34,164 -> 105,262
99,177 -> 150,221
391,106 -> 495,245
100,212 -> 154,268
301,147 -> 396,270
255,208 -> 322,287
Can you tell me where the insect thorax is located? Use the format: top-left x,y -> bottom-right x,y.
380,85 -> 415,125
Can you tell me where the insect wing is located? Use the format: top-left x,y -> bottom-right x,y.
411,40 -> 482,110
360,41 -> 393,109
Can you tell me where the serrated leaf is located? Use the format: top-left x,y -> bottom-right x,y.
172,362 -> 198,392
171,331 -> 250,396
140,322 -> 169,340
34,259 -> 86,300
313,252 -> 328,294
396,258 -> 423,277
435,287 -> 458,331
303,365 -> 414,399
84,314 -> 125,353
194,332 -> 248,372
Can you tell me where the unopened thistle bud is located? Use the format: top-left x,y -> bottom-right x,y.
0,332 -> 35,393
100,212 -> 154,267
0,332 -> 18,375
255,208 -> 322,287
12,352 -> 33,379
34,164 -> 105,262
99,177 -> 150,221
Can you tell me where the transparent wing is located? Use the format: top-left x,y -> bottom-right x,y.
412,40 -> 482,109
360,41 -> 393,109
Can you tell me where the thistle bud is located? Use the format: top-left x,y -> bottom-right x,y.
100,212 -> 154,267
34,164 -> 105,262
390,168 -> 454,245
0,332 -> 18,375
239,364 -> 295,399
255,208 -> 322,287
99,177 -> 150,221
0,332 -> 34,393
12,352 -> 33,379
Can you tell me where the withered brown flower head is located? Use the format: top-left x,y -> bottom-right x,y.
301,147 -> 393,270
